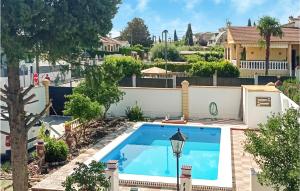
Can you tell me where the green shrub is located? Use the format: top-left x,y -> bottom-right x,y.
62,161 -> 109,191
184,54 -> 204,63
45,139 -> 68,163
278,79 -> 300,104
209,45 -> 224,53
190,60 -> 239,77
1,161 -> 11,173
184,51 -> 224,63
150,43 -> 181,61
119,44 -> 145,58
176,45 -> 208,51
125,103 -> 144,121
103,55 -> 143,77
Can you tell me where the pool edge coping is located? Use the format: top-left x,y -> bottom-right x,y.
86,122 -> 233,189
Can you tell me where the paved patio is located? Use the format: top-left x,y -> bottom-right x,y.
32,120 -> 258,191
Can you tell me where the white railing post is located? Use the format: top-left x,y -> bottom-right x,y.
106,160 -> 119,191
180,165 -> 192,191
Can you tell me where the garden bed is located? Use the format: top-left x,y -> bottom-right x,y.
2,117 -> 134,189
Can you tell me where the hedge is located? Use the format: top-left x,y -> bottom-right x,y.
150,43 -> 181,61
103,56 -> 143,77
185,51 -> 224,63
190,60 -> 239,77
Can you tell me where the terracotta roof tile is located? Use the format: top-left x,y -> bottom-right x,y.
228,26 -> 300,43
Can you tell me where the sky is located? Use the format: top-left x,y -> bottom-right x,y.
111,0 -> 300,39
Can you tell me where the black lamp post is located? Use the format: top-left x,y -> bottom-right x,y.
162,30 -> 168,88
170,128 -> 187,191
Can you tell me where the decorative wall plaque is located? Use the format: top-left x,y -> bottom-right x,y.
256,97 -> 271,107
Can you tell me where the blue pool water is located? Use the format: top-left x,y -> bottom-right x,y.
100,124 -> 221,180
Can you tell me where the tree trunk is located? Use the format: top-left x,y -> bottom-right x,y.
7,60 -> 29,191
265,35 -> 271,76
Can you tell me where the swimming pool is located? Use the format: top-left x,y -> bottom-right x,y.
89,123 -> 232,188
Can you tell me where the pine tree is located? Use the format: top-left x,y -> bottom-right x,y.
159,36 -> 161,43
174,30 -> 178,41
184,23 -> 194,46
120,17 -> 152,47
248,18 -> 252,26
253,21 -> 256,26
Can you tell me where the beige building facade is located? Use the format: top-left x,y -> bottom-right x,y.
224,26 -> 300,77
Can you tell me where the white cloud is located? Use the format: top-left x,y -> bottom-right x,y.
185,0 -> 202,10
136,0 -> 150,11
269,0 -> 300,24
110,29 -> 120,38
230,0 -> 265,13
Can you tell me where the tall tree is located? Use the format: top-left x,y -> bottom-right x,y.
253,21 -> 256,26
257,16 -> 283,75
174,30 -> 178,42
184,23 -> 194,46
120,17 -> 152,47
1,0 -> 120,190
248,18 -> 252,26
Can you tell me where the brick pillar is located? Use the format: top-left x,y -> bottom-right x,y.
36,140 -> 45,173
181,80 -> 189,120
180,165 -> 192,191
64,122 -> 73,148
42,79 -> 50,115
106,160 -> 119,191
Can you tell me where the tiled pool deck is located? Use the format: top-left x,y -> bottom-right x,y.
32,120 -> 258,191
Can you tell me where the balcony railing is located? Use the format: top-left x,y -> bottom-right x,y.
240,60 -> 288,70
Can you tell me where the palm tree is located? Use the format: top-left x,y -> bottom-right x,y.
257,16 -> 283,75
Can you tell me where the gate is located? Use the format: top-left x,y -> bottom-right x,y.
49,86 -> 73,115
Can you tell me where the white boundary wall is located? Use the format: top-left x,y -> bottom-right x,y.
189,86 -> 241,119
108,87 -> 182,118
0,71 -> 71,89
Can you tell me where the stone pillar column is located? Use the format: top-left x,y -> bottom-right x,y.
106,160 -> 119,191
287,44 -> 292,76
236,44 -> 241,68
180,165 -> 192,191
254,73 -> 258,85
230,44 -> 234,61
181,80 -> 189,120
36,140 -> 45,173
42,79 -> 50,116
65,122 -> 74,148
132,74 -> 136,87
172,74 -> 177,88
213,70 -> 217,86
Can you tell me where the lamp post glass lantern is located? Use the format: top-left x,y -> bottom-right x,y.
170,128 -> 187,191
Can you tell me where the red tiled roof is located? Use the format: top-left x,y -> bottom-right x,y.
228,26 -> 300,43
100,36 -> 121,45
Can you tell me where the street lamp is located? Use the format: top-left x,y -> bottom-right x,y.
170,128 -> 187,191
162,30 -> 168,88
